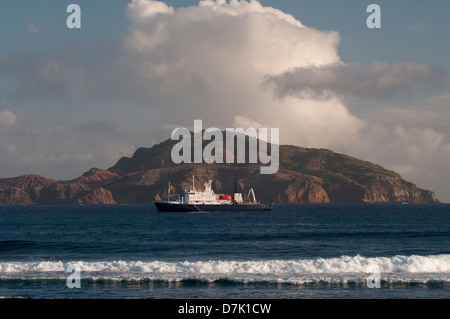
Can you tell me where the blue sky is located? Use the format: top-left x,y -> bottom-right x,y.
1,0 -> 450,201
1,0 -> 449,68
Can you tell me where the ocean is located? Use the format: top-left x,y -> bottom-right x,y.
0,204 -> 449,299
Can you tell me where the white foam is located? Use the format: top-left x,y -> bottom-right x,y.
1,254 -> 449,284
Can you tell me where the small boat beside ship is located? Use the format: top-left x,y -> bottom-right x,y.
154,176 -> 272,213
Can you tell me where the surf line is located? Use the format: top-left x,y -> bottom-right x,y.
170,120 -> 279,174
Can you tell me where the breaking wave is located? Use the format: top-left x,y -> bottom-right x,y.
1,254 -> 449,285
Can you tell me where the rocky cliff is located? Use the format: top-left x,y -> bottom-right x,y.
0,140 -> 440,205
0,169 -> 117,205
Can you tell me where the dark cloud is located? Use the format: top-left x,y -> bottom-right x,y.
0,51 -> 74,103
265,61 -> 445,100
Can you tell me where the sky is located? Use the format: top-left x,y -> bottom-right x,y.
1,0 -> 450,201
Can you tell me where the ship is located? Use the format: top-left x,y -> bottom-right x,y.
154,176 -> 272,213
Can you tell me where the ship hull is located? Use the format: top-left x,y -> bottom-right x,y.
154,201 -> 272,213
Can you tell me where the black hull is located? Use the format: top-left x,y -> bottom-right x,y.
154,201 -> 272,213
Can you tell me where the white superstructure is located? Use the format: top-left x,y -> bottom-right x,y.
167,176 -> 254,205
183,176 -> 233,205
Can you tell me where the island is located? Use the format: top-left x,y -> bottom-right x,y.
0,137 -> 439,205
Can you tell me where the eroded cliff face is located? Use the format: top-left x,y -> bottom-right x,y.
360,175 -> 438,204
0,187 -> 33,205
76,188 -> 116,205
0,170 -> 118,205
0,142 -> 440,205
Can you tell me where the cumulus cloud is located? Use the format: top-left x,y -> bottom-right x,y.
126,0 -> 174,22
1,0 -> 350,147
117,0 -> 356,148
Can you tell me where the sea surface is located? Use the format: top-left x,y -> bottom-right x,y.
0,204 -> 449,299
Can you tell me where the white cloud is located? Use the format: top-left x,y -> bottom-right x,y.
0,109 -> 16,126
126,0 -> 174,23
120,0 -> 354,148
233,115 -> 264,130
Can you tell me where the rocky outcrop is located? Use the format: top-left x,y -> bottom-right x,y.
76,188 -> 116,205
361,175 -> 439,204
